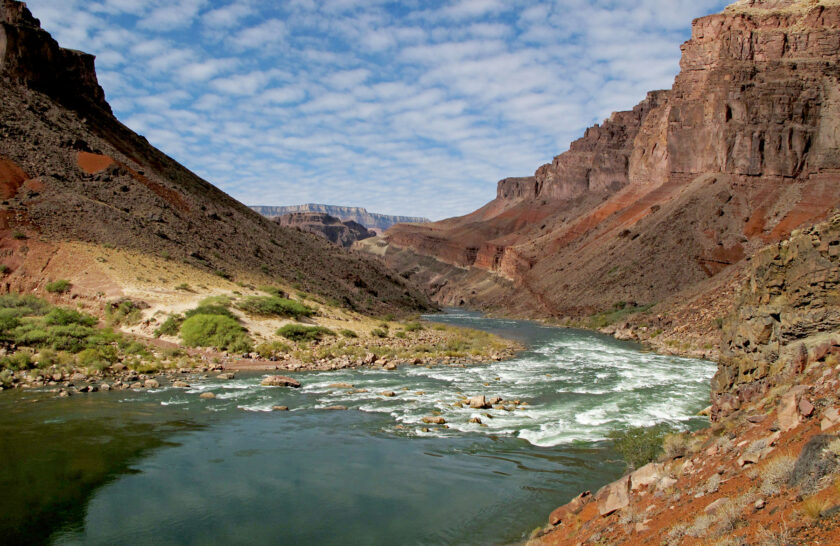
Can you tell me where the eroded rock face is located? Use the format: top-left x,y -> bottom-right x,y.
274,212 -> 375,248
370,0 -> 840,323
712,214 -> 840,420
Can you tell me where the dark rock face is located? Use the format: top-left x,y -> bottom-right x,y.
372,0 -> 840,321
0,0 -> 109,113
252,204 -> 429,232
274,212 -> 375,248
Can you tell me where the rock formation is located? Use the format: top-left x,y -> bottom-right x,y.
368,0 -> 840,332
273,212 -> 375,248
0,0 -> 431,316
252,204 -> 429,232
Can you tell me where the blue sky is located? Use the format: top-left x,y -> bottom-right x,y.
28,0 -> 731,220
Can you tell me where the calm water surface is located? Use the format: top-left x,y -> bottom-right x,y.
0,310 -> 716,545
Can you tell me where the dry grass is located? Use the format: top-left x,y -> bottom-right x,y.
799,496 -> 830,520
663,432 -> 689,459
760,455 -> 797,497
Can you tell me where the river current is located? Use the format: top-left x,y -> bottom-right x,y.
0,310 -> 716,545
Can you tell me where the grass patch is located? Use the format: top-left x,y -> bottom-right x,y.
254,341 -> 292,358
180,314 -> 252,352
184,304 -> 237,320
105,299 -> 143,326
339,329 -> 358,338
588,302 -> 655,329
45,280 -> 71,294
259,286 -> 287,298
154,314 -> 183,337
403,322 -> 423,332
237,296 -> 314,319
370,328 -> 388,338
276,324 -> 335,342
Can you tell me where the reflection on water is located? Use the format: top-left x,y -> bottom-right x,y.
0,310 -> 715,545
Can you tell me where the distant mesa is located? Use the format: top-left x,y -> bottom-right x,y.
273,212 -> 376,248
252,204 -> 430,233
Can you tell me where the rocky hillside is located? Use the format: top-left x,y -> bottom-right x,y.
530,213 -> 840,545
366,0 -> 840,341
0,0 -> 431,316
252,204 -> 429,232
273,212 -> 375,248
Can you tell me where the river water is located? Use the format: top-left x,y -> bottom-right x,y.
0,310 -> 716,545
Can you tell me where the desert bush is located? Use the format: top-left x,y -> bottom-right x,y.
339,329 -> 358,338
395,331 -> 407,339
76,347 -> 115,371
180,314 -> 252,352
45,280 -> 71,294
0,351 -> 33,371
255,340 -> 292,359
0,265 -> 9,275
663,432 -> 689,459
237,296 -> 314,319
370,328 -> 388,338
608,423 -> 674,470
45,307 -> 97,327
154,314 -> 184,337
761,455 -> 796,496
184,304 -> 237,320
259,286 -> 286,298
12,231 -> 26,240
403,322 -> 423,332
276,324 -> 335,342
800,496 -> 830,520
105,300 -> 143,326
0,368 -> 13,387
0,293 -> 50,316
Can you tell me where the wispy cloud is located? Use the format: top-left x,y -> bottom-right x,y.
25,0 -> 731,219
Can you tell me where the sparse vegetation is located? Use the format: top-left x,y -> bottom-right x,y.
663,432 -> 689,459
276,324 -> 335,342
403,322 -> 423,332
0,265 -> 9,275
608,423 -> 674,470
184,304 -> 237,320
259,286 -> 286,298
339,329 -> 358,338
237,296 -> 314,319
760,455 -> 796,497
12,231 -> 26,240
254,340 -> 292,358
105,299 -> 143,326
180,314 -> 252,352
154,314 -> 184,337
588,302 -> 655,329
370,328 -> 388,338
45,279 -> 71,294
800,496 -> 830,520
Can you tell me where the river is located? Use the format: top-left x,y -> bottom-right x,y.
0,309 -> 716,545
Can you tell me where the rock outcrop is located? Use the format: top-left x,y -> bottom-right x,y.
252,204 -> 429,232
0,0 -> 432,316
370,0 -> 840,332
273,212 -> 375,248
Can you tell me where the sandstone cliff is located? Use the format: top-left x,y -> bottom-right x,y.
252,204 -> 429,232
0,0 -> 431,316
372,0 -> 840,343
273,212 -> 375,248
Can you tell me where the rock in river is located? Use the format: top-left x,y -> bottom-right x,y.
261,375 -> 301,388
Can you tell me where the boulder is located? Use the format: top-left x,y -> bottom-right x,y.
597,475 -> 631,516
217,373 -> 235,380
329,383 -> 354,389
704,498 -> 728,515
799,397 -> 815,417
99,383 -> 110,391
630,462 -> 664,491
381,391 -> 396,397
199,392 -> 216,399
469,417 -> 482,424
778,385 -> 810,431
261,375 -> 301,388
172,381 -> 190,388
422,416 -> 446,425
821,407 -> 840,431
272,406 -> 289,411
324,405 -> 348,411
549,491 -> 592,525
383,362 -> 397,370
468,395 -> 488,409
144,379 -> 160,389
488,396 -> 503,405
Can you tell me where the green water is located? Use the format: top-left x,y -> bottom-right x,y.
0,310 -> 716,545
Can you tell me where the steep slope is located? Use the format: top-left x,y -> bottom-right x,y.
0,0 -> 431,316
273,212 -> 375,248
252,204 -> 429,232
370,0 -> 840,337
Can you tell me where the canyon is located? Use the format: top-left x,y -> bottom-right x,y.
252,204 -> 429,233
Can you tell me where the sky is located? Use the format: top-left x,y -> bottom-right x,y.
27,0 -> 731,220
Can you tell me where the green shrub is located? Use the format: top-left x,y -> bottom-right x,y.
180,314 -> 252,352
0,351 -> 33,371
259,286 -> 287,298
403,322 -> 423,332
255,340 -> 292,358
175,283 -> 193,292
199,295 -> 232,307
76,348 -> 115,371
276,324 -> 335,342
0,265 -> 9,275
154,314 -> 184,337
45,280 -> 71,294
0,293 -> 50,316
237,296 -> 314,319
608,423 -> 675,470
12,231 -> 26,240
339,329 -> 358,338
370,328 -> 388,338
395,331 -> 406,339
214,270 -> 231,280
45,307 -> 97,327
105,300 -> 143,326
184,304 -> 237,320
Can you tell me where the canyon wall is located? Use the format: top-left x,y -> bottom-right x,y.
252,204 -> 429,232
373,0 -> 840,327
